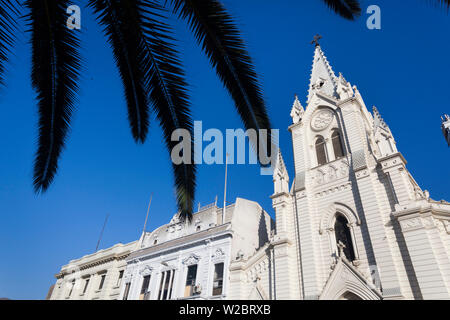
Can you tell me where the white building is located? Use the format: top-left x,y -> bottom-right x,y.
228,43 -> 450,300
48,43 -> 450,301
49,241 -> 136,300
442,114 -> 450,146
119,198 -> 273,300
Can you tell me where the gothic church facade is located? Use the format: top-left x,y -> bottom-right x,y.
49,44 -> 450,301
227,44 -> 450,300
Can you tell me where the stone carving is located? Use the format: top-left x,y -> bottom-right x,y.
413,186 -> 430,201
182,253 -> 201,265
313,159 -> 349,186
311,110 -> 334,131
139,266 -> 153,276
400,218 -> 422,231
211,248 -> 225,262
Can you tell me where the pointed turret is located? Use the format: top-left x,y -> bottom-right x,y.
373,106 -> 391,135
273,150 -> 289,195
441,114 -> 450,147
336,72 -> 354,100
372,106 -> 397,156
307,44 -> 339,103
290,95 -> 304,124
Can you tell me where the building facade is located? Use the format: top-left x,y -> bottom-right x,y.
49,241 -> 136,300
230,44 -> 450,300
118,198 -> 273,300
48,44 -> 450,300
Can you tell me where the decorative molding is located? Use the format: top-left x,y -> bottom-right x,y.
315,182 -> 352,198
211,248 -> 226,262
139,265 -> 153,276
312,159 -> 349,186
311,109 -> 334,131
399,215 -> 435,232
182,253 -> 201,266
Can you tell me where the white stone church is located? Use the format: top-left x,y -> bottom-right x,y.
49,44 -> 450,300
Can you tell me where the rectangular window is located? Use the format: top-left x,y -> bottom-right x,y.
157,270 -> 175,300
212,263 -> 224,296
98,274 -> 106,290
123,282 -> 131,300
117,270 -> 124,287
68,280 -> 75,297
184,264 -> 198,297
139,275 -> 151,300
168,271 -> 175,299
83,278 -> 90,294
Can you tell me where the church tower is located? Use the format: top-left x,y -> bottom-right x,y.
271,42 -> 450,300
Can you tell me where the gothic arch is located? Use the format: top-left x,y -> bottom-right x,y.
338,291 -> 363,300
314,135 -> 328,166
319,202 -> 360,235
319,202 -> 362,263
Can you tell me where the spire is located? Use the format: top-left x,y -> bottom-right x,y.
290,95 -> 304,124
307,43 -> 339,103
273,149 -> 289,195
372,106 -> 391,135
372,106 -> 398,156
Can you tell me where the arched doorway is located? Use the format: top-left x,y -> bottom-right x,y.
339,291 -> 363,300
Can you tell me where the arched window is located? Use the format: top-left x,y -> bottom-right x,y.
334,215 -> 355,261
331,131 -> 345,159
315,137 -> 327,166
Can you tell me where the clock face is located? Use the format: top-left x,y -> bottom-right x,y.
311,110 -> 334,131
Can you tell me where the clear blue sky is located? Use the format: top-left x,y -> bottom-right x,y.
0,1 -> 449,300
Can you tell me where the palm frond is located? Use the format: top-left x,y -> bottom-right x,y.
88,0 -> 150,143
141,2 -> 196,221
90,0 -> 196,220
321,0 -> 361,20
0,1 -> 20,87
26,0 -> 81,192
170,0 -> 273,165
427,0 -> 450,11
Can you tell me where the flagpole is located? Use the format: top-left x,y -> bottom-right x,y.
142,193 -> 153,235
95,213 -> 109,252
222,153 -> 229,224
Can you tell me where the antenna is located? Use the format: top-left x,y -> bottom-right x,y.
95,213 -> 109,252
222,153 -> 229,224
142,193 -> 153,235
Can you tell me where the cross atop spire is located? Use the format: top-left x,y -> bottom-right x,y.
307,42 -> 338,103
310,34 -> 322,47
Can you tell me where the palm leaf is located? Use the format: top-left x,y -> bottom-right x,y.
88,0 -> 150,143
26,0 -> 81,192
140,2 -> 196,221
0,1 -> 19,87
321,0 -> 361,20
170,0 -> 273,164
429,0 -> 450,10
90,0 -> 196,220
